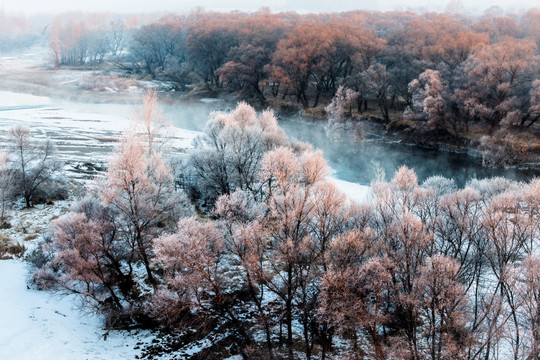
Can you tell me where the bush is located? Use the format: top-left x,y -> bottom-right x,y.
26,232 -> 53,270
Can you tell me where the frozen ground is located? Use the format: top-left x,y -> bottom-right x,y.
0,260 -> 154,360
0,91 -> 200,180
329,175 -> 371,203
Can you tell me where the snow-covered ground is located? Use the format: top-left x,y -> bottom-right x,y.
0,91 -> 200,181
0,260 -> 154,360
329,176 -> 371,203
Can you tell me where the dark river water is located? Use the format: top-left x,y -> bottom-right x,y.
55,98 -> 540,187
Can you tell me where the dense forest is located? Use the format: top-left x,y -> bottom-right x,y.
40,8 -> 540,167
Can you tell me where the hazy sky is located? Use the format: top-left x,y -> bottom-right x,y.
0,0 -> 537,15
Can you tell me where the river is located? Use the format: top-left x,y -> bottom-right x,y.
1,91 -> 538,188
64,98 -> 539,187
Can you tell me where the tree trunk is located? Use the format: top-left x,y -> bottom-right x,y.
136,232 -> 155,285
287,265 -> 294,360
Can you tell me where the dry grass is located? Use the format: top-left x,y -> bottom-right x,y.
301,105 -> 327,119
79,74 -> 136,92
387,117 -> 415,132
266,97 -> 301,115
508,129 -> 540,153
23,233 -> 39,241
0,232 -> 26,259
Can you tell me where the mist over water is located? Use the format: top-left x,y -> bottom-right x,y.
277,118 -> 540,187
160,101 -> 540,187
8,92 -> 539,187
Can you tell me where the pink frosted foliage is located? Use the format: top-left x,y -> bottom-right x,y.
32,211 -> 128,310
325,86 -> 364,142
153,217 -> 228,306
189,101 -> 289,201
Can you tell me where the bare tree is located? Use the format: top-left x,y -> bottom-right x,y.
0,152 -> 12,225
131,89 -> 169,153
7,125 -> 64,208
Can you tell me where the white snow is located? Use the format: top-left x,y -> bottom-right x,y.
0,90 -> 51,107
199,98 -> 222,103
329,176 -> 371,203
0,260 -> 153,360
0,91 -> 201,171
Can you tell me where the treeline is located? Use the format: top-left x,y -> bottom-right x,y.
47,13 -> 137,68
0,10 -> 41,52
46,9 -> 540,159
30,100 -> 540,359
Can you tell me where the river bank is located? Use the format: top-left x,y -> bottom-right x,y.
2,47 -> 539,180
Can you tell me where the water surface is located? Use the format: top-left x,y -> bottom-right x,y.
5,91 -> 538,187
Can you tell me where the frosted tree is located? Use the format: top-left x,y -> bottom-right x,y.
325,85 -> 364,142
371,166 -> 434,358
454,37 -> 537,132
362,64 -> 390,121
508,255 -> 540,359
0,152 -> 12,225
99,133 -> 190,285
405,69 -> 461,134
414,255 -> 471,360
528,79 -> 540,128
189,102 -> 288,203
213,190 -> 276,357
131,89 -> 169,153
482,190 -> 536,359
33,129 -> 191,316
32,204 -> 131,312
321,230 -> 393,360
153,217 -> 254,345
258,146 -> 354,360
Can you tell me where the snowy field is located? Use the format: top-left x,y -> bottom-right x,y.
0,91 -> 200,181
0,260 -> 154,360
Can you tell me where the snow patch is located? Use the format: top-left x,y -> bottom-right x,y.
200,98 -> 221,103
0,260 -> 153,360
0,91 -> 51,107
328,176 -> 371,203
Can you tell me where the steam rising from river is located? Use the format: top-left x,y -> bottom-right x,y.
0,90 -> 537,188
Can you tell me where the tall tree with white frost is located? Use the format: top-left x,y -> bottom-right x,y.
189,102 -> 288,203
99,133 -> 189,285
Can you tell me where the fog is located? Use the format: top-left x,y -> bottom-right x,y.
159,103 -> 540,186
67,99 -> 537,187
0,0 -> 537,15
